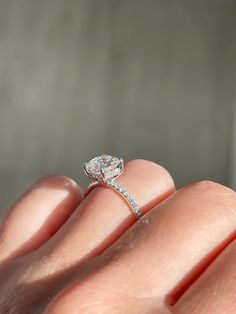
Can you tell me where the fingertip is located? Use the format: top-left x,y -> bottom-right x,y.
0,174 -> 84,264
33,174 -> 84,203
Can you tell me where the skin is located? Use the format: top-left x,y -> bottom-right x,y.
0,159 -> 235,314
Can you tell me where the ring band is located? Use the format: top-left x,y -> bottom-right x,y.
83,155 -> 142,219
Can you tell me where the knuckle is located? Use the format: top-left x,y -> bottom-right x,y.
34,174 -> 83,199
189,180 -> 222,191
126,159 -> 174,186
186,180 -> 236,199
183,180 -> 236,224
127,159 -> 165,172
36,174 -> 79,189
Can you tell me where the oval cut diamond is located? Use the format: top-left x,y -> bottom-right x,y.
84,155 -> 123,182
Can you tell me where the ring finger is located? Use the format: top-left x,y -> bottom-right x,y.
46,181 -> 236,314
37,159 -> 175,273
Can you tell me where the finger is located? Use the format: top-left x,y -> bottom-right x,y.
173,239 -> 236,314
49,181 -> 236,313
0,175 -> 83,265
39,159 -> 175,273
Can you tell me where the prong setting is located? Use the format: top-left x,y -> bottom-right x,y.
83,155 -> 141,219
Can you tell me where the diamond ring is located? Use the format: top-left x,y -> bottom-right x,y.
83,155 -> 142,219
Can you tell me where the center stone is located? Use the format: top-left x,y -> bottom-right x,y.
84,155 -> 124,182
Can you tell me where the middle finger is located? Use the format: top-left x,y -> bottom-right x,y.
59,181 -> 236,313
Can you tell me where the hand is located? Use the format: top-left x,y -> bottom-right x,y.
0,159 -> 235,314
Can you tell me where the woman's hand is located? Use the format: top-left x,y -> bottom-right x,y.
0,159 -> 235,314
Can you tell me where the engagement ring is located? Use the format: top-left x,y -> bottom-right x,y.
83,155 -> 142,219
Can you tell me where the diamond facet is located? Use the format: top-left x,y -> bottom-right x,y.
84,155 -> 124,182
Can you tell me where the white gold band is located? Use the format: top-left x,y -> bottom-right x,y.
107,180 -> 142,219
85,180 -> 142,219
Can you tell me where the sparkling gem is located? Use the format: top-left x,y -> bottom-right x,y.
84,155 -> 123,182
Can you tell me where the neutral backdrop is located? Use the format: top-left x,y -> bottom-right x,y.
0,0 -> 236,214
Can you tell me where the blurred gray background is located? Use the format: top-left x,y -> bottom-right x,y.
0,0 -> 236,214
